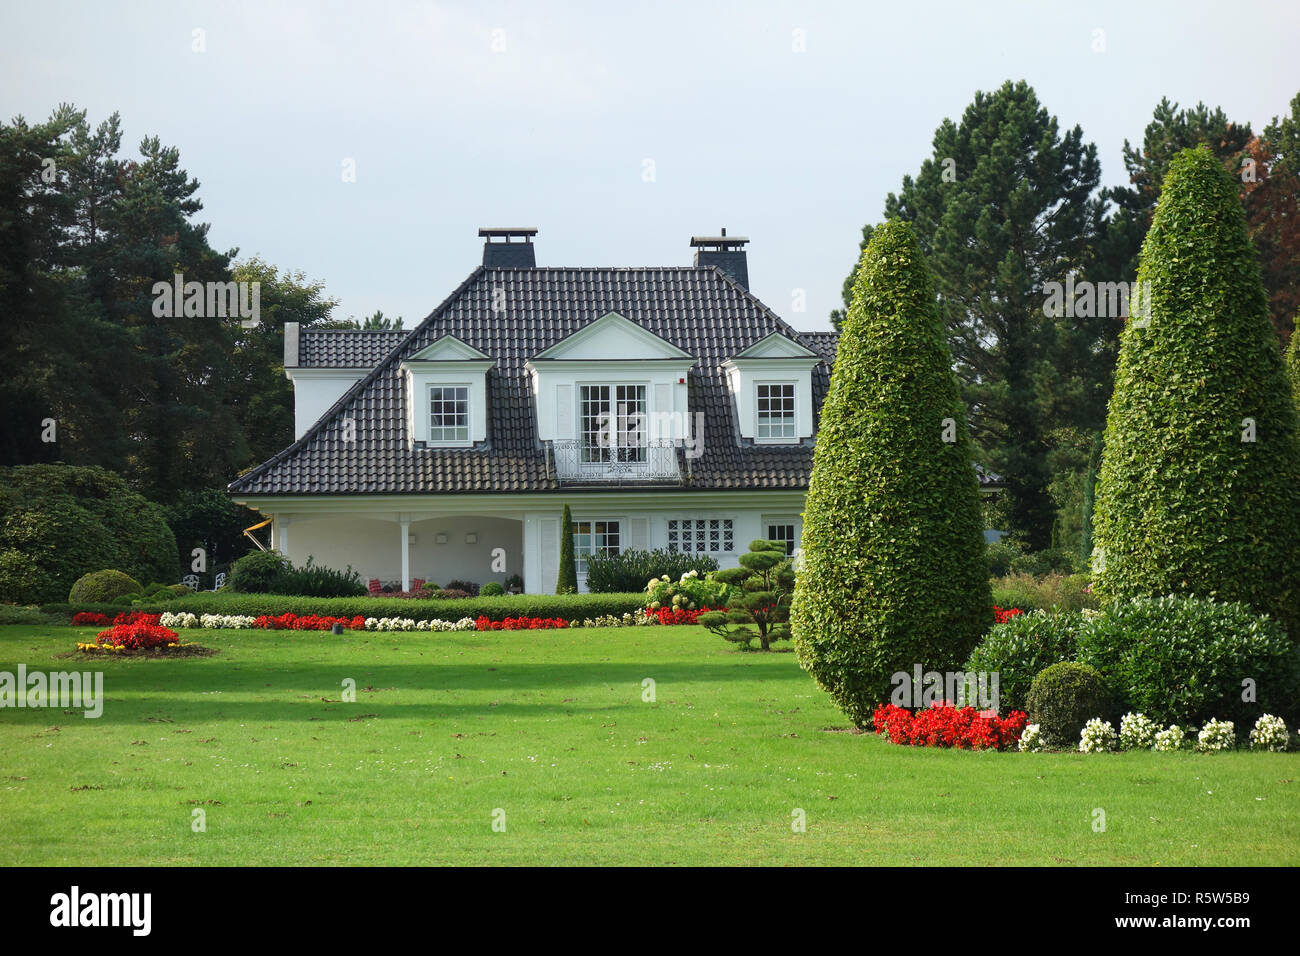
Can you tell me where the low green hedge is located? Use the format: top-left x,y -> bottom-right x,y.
42,591 -> 650,623
1076,595 -> 1300,727
964,610 -> 1086,713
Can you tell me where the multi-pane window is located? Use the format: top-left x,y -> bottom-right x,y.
572,520 -> 620,574
429,385 -> 470,443
580,384 -> 647,463
756,383 -> 796,440
767,523 -> 797,556
667,519 -> 734,554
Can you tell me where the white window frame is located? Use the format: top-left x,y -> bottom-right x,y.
763,516 -> 800,556
577,381 -> 649,465
428,382 -> 472,447
572,518 -> 622,575
666,517 -> 736,555
754,380 -> 798,443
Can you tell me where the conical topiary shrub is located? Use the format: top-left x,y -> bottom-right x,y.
1286,321 -> 1300,415
556,503 -> 578,594
791,219 -> 992,728
1091,146 -> 1300,636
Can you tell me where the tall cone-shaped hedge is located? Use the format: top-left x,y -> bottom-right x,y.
1286,321 -> 1300,415
1092,147 -> 1300,636
556,504 -> 578,594
791,220 -> 992,728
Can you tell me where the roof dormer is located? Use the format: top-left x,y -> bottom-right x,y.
400,335 -> 494,448
722,333 -> 821,443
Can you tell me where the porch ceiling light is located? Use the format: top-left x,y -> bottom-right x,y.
465,533 -> 478,544
435,532 -> 448,545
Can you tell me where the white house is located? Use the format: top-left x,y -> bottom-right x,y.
228,227 -> 998,593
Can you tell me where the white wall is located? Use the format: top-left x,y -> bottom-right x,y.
280,514 -> 522,589
522,505 -> 804,594
288,370 -> 366,439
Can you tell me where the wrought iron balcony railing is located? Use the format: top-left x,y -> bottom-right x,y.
547,439 -> 682,484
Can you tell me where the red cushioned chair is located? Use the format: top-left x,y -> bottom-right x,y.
368,578 -> 382,596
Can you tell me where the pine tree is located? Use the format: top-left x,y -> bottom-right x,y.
1092,146 -> 1300,636
832,82 -> 1107,550
556,504 -> 578,594
792,220 -> 992,728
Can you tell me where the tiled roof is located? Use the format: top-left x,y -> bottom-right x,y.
796,331 -> 840,365
230,267 -> 835,496
298,329 -> 409,368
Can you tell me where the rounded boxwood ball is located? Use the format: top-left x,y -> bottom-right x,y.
1026,661 -> 1113,746
68,569 -> 144,604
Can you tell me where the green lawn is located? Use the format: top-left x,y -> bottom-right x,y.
1,622 -> 1296,866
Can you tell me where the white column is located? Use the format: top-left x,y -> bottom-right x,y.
277,516 -> 291,557
399,517 -> 411,591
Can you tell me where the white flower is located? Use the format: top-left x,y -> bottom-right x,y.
1249,714 -> 1289,752
1120,712 -> 1158,751
1154,724 -> 1185,752
1196,719 -> 1236,753
1018,724 -> 1043,752
1079,718 -> 1117,753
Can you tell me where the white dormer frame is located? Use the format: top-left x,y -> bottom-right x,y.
400,335 -> 494,447
722,333 -> 820,443
526,312 -> 697,445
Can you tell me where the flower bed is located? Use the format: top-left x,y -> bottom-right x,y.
92,621 -> 180,650
73,611 -> 161,627
872,702 -> 1029,750
155,608 -> 720,632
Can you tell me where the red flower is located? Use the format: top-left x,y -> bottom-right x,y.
871,701 -> 1029,751
95,622 -> 179,650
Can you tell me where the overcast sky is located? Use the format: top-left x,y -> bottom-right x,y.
2,0 -> 1297,331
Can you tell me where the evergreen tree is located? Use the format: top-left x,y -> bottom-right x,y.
556,504 -> 578,594
698,540 -> 794,651
792,220 -> 992,728
1092,147 -> 1300,636
832,81 -> 1106,550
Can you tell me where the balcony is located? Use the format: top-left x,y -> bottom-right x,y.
547,439 -> 682,485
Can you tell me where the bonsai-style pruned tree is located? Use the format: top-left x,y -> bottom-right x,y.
698,540 -> 794,651
556,503 -> 578,594
790,219 -> 992,729
1092,147 -> 1300,637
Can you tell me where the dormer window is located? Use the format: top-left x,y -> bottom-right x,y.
429,384 -> 471,445
756,382 -> 797,441
723,333 -> 820,445
400,335 -> 493,449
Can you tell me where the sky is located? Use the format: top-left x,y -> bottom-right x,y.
2,0 -> 1297,332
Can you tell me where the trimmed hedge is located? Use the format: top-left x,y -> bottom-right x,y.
43,590 -> 650,623
1026,662 -> 1114,747
1076,595 -> 1300,727
585,548 -> 718,593
792,220 -> 992,728
68,569 -> 143,604
1091,147 -> 1300,636
0,464 -> 178,604
964,610 -> 1086,713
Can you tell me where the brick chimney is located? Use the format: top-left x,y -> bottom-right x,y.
479,227 -> 537,268
691,228 -> 749,289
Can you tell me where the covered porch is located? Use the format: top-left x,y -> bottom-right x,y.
271,512 -> 523,593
